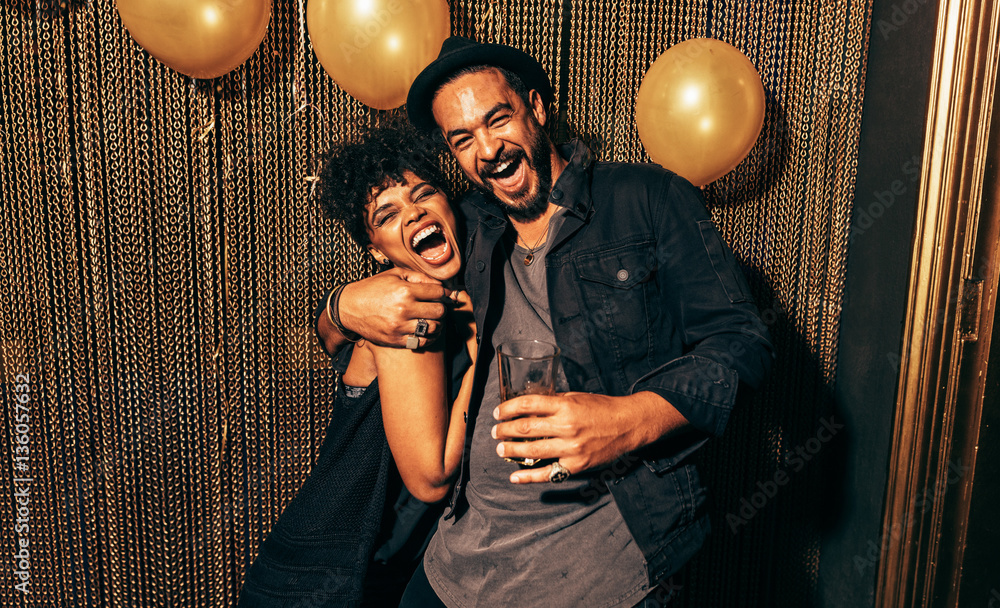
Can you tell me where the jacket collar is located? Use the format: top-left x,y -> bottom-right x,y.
465,139 -> 595,225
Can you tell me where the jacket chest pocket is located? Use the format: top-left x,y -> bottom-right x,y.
573,241 -> 657,344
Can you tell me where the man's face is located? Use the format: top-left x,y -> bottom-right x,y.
431,69 -> 553,222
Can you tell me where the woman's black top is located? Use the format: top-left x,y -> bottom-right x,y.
238,336 -> 470,608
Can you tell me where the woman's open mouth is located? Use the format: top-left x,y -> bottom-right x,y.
410,223 -> 452,265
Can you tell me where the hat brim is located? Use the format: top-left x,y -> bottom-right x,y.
406,41 -> 553,134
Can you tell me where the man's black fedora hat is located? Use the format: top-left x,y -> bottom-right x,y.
406,36 -> 554,134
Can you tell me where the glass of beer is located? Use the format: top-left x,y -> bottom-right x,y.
497,340 -> 560,467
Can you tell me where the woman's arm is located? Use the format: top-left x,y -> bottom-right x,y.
371,293 -> 476,503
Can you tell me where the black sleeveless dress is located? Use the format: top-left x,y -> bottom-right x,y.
238,338 -> 470,608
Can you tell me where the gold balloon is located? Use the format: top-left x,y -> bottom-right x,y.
116,0 -> 271,79
635,38 -> 765,186
307,0 -> 450,110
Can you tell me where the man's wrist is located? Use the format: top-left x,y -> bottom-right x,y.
327,285 -> 361,342
629,391 -> 690,449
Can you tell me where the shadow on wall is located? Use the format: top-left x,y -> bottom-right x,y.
706,95 -> 792,203
664,263 -> 850,608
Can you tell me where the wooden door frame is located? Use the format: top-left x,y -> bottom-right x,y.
875,0 -> 1000,606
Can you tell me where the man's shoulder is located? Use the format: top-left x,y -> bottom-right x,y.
456,190 -> 487,224
456,190 -> 498,253
589,160 -> 702,205
457,189 -> 481,207
592,159 -> 676,181
587,160 -> 675,205
457,189 -> 492,217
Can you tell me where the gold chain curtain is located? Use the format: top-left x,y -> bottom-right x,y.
0,0 -> 872,606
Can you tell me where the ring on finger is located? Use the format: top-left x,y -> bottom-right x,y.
405,335 -> 419,349
414,318 -> 429,338
549,461 -> 571,483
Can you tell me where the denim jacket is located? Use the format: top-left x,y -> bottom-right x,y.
449,140 -> 774,585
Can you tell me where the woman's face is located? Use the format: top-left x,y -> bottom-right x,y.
365,170 -> 462,282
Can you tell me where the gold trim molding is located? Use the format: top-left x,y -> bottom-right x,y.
876,0 -> 1000,606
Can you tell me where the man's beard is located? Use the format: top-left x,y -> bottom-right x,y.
474,126 -> 552,222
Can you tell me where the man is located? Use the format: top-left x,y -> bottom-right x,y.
318,37 -> 774,607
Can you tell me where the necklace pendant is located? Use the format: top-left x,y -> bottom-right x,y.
523,253 -> 534,266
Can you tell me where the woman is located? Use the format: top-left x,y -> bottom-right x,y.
238,119 -> 475,608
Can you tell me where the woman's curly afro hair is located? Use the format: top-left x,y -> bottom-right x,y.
317,117 -> 450,248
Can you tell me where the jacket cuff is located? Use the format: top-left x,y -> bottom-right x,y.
630,354 -> 739,437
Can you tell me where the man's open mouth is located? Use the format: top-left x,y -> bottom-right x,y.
482,152 -> 529,194
489,156 -> 520,179
411,223 -> 450,262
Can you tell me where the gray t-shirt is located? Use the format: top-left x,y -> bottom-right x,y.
423,209 -> 649,608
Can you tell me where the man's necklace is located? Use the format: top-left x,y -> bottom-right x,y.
519,226 -> 548,266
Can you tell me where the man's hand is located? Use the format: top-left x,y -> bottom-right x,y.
318,268 -> 452,353
490,391 -> 690,484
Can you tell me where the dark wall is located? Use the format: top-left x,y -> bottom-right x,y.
820,0 -> 941,605
957,296 -> 1000,607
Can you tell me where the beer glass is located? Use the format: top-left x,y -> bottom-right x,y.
497,340 -> 560,467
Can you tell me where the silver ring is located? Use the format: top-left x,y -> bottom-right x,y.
405,335 -> 419,349
549,462 -> 571,483
414,318 -> 429,338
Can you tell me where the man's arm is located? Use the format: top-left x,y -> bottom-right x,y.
625,173 -> 775,433
314,268 -> 453,358
493,172 -> 774,482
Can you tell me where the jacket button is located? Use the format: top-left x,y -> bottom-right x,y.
476,261 -> 486,272
551,189 -> 563,201
617,269 -> 629,282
